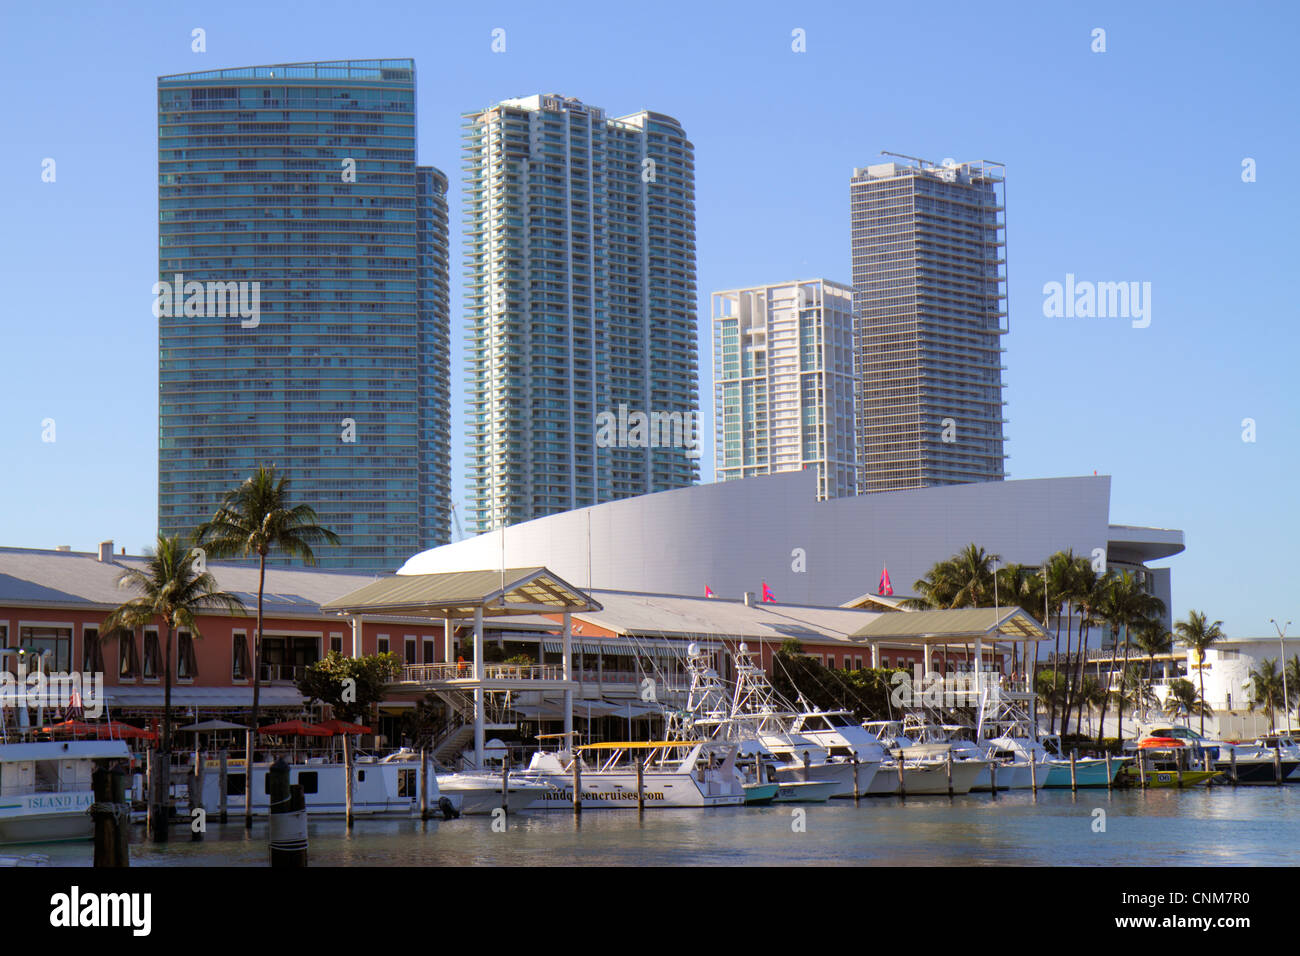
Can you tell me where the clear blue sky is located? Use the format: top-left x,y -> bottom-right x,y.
1,1 -> 1296,638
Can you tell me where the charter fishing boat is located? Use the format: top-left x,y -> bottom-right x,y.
861,720 -> 987,794
904,719 -> 1034,791
1138,727 -> 1299,784
1119,738 -> 1222,788
0,740 -> 132,845
198,750 -> 547,816
517,740 -> 746,809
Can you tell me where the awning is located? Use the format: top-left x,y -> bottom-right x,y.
106,686 -> 305,709
850,607 -> 1048,644
321,567 -> 602,618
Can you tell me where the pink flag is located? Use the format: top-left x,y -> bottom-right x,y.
878,565 -> 894,596
705,585 -> 714,598
761,581 -> 775,602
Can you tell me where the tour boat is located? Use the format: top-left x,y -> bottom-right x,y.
516,741 -> 746,809
0,740 -> 132,845
197,751 -> 547,817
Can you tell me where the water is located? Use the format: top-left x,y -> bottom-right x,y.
31,787 -> 1300,866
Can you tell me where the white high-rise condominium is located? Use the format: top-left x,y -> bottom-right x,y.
464,95 -> 699,533
850,157 -> 1008,493
712,280 -> 857,500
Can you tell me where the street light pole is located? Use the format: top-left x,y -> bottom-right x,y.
1271,619 -> 1292,734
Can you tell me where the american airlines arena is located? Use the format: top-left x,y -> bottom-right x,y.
402,471 -> 1185,631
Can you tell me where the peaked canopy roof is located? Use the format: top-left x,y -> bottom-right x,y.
849,607 -> 1047,644
320,567 -> 602,619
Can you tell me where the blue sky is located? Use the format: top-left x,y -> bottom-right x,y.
1,1 -> 1296,637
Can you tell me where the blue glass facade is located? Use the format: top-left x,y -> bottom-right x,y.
157,60 -> 450,569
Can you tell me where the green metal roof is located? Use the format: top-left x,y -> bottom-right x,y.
849,607 -> 1047,644
320,567 -> 601,618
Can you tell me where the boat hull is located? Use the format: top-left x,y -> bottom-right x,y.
1214,759 -> 1300,784
435,776 -> 548,814
520,771 -> 744,809
0,791 -> 96,845
1042,758 -> 1121,788
772,780 -> 838,802
772,760 -> 879,797
867,760 -> 985,795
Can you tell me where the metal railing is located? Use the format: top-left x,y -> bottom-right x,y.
399,662 -> 568,683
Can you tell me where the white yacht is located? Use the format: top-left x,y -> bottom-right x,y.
860,721 -> 987,795
517,741 -> 746,809
0,740 -> 132,844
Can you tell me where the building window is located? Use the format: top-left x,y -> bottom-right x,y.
178,631 -> 198,681
232,632 -> 250,680
117,629 -> 140,680
330,634 -> 343,654
423,638 -> 435,664
142,630 -> 161,680
260,636 -> 320,682
83,628 -> 105,673
19,626 -> 72,672
405,636 -> 417,665
377,635 -> 389,654
881,656 -> 890,668
854,655 -> 863,671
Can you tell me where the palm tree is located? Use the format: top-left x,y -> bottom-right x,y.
1163,677 -> 1212,725
1068,561 -> 1103,737
1173,610 -> 1226,738
1287,655 -> 1300,731
906,557 -> 960,611
1098,570 -> 1165,743
102,534 -> 244,841
1247,658 -> 1286,731
1041,550 -> 1076,734
196,466 -> 340,826
995,562 -> 1042,674
1132,618 -> 1173,723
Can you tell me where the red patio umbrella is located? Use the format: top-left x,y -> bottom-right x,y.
41,719 -> 156,741
258,719 -> 335,737
317,719 -> 372,735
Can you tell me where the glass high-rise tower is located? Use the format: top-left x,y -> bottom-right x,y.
463,95 -> 699,533
713,280 -> 857,500
157,59 -> 450,569
850,158 -> 1008,493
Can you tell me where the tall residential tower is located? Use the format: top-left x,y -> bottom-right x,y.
157,60 -> 450,569
713,280 -> 856,500
850,158 -> 1008,493
463,95 -> 698,533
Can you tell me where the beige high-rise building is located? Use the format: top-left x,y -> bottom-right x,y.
712,279 -> 856,500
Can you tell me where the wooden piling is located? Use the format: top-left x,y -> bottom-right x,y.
343,732 -> 355,829
1275,747 -> 1284,785
572,755 -> 582,815
1105,753 -> 1113,791
419,747 -> 429,821
268,758 -> 307,867
243,729 -> 254,830
500,753 -> 509,813
218,751 -> 228,824
852,752 -> 860,802
945,750 -> 953,796
1029,759 -> 1038,794
190,748 -> 205,841
92,766 -> 126,867
636,757 -> 645,812
1069,749 -> 1078,793
1138,750 -> 1147,790
802,751 -> 811,783
896,756 -> 905,798
989,759 -> 998,796
1230,748 -> 1238,785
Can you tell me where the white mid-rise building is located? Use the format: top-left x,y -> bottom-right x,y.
712,280 -> 856,500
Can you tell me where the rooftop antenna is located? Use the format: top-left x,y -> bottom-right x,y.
880,150 -> 935,168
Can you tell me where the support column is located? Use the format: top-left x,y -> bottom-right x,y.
562,611 -> 573,746
923,643 -> 933,675
870,643 -> 880,669
350,616 -> 362,658
473,606 -> 485,769
443,616 -> 453,665
974,637 -> 984,701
